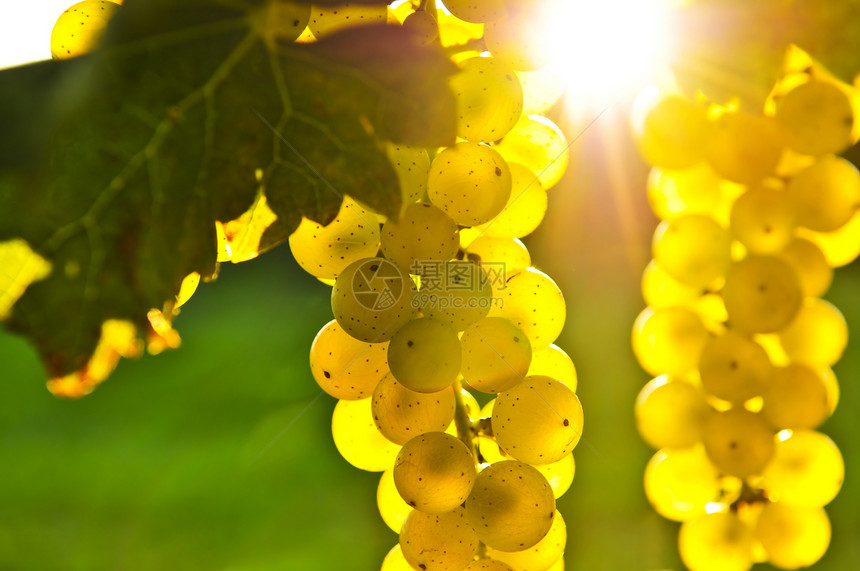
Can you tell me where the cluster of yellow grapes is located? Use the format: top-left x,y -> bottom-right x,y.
284,2 -> 581,570
631,56 -> 859,571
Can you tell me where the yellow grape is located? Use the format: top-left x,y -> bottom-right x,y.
754,503 -> 831,569
534,453 -> 575,500
640,261 -> 701,309
796,207 -> 860,267
786,154 -> 860,232
762,429 -> 844,508
381,202 -> 460,275
492,376 -> 583,465
527,343 -> 577,392
308,3 -> 387,38
309,319 -> 389,400
381,544 -> 414,571
760,364 -> 830,430
378,468 -> 413,533
465,461 -> 556,552
702,408 -> 774,478
483,7 -> 552,71
631,306 -> 709,377
631,92 -> 712,170
331,398 -> 401,472
493,115 -> 568,190
418,260 -> 495,331
646,163 -> 742,225
402,9 -> 438,45
721,255 -> 802,334
386,143 -> 431,207
399,507 -> 479,571
652,214 -> 732,288
252,0 -> 312,45
775,79 -> 855,156
476,434 -> 510,465
466,559 -> 516,571
486,509 -> 566,571
706,112 -> 785,185
518,68 -> 565,116
393,432 -> 476,514
698,330 -> 774,404
476,163 -> 548,239
634,376 -> 710,450
50,1 -> 120,60
489,267 -> 565,347
463,235 -> 532,291
729,187 -> 796,254
777,238 -> 833,298
450,56 -> 524,142
441,0 -> 507,23
372,375 -> 456,445
436,6 -> 484,48
678,511 -> 754,571
460,316 -> 532,393
387,317 -> 462,393
778,297 -> 848,367
644,445 -> 726,522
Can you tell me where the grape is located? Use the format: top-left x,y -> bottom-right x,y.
402,9 -> 438,45
449,56 -> 524,142
381,202 -> 459,275
50,1 -> 120,60
631,306 -> 709,377
640,261 -> 701,309
386,143 -> 431,207
486,509 -> 566,571
465,559 -> 516,571
378,468 -> 413,533
289,197 -> 381,280
493,115 -> 568,190
465,461 -> 556,552
702,408 -> 774,478
777,238 -> 833,297
644,445 -> 726,522
492,376 -> 583,465
518,68 -> 565,116
778,298 -> 848,367
760,364 -> 830,430
428,142 -> 512,226
441,0 -> 507,23
399,507 -> 479,571
652,214 -> 732,288
646,163 -> 742,224
418,260 -> 495,330
785,154 -> 860,232
483,7 -> 552,71
762,429 -> 844,508
706,112 -> 785,185
308,3 -> 387,38
631,93 -> 712,170
489,268 -> 565,347
460,316 -> 532,393
463,235 -> 532,292
534,453 -> 575,499
729,187 -> 796,254
387,317 -> 462,393
251,0 -> 312,44
331,257 -> 416,343
309,319 -> 389,400
436,5 -> 484,48
755,503 -> 831,569
476,163 -> 548,239
797,207 -> 860,267
372,374 -> 456,445
634,376 -> 710,450
331,397 -> 401,472
678,511 -> 754,571
393,432 -> 476,513
721,255 -> 802,334
526,344 -> 577,392
698,330 -> 774,404
381,544 -> 414,571
775,79 -> 855,156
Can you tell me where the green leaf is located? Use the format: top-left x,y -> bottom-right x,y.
0,0 -> 456,379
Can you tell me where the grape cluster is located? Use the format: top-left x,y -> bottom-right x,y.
288,3 -> 580,569
631,54 -> 858,571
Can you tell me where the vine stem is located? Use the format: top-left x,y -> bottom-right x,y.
452,379 -> 479,463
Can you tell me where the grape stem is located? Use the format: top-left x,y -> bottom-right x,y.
452,380 -> 479,463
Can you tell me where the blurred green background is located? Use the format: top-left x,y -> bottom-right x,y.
1,110 -> 858,571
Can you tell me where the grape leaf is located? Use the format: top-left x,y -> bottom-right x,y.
0,0 -> 457,380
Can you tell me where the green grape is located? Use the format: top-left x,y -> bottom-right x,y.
678,511 -> 754,571
631,92 -> 713,170
702,408 -> 774,478
50,1 -> 120,60
466,559 -> 516,571
777,238 -> 833,298
331,257 -> 416,343
486,509 -> 566,571
489,268 -> 565,347
428,142 -> 512,225
381,202 -> 459,275
534,453 -> 575,499
775,79 -> 855,156
797,207 -> 860,267
393,432 -> 477,513
465,460 -> 556,552
372,374 -> 456,445
493,115 -> 568,190
778,298 -> 847,367
646,163 -> 742,224
476,433 -> 510,464
309,319 -> 389,400
754,503 -> 831,569
386,143 -> 431,207
251,0 -> 312,45
308,3 -> 387,38
492,376 -> 583,465
449,56 -> 524,142
527,344 -> 577,392
729,187 -> 796,254
706,112 -> 785,185
399,507 -> 479,571
762,429 -> 844,508
460,316 -> 532,393
644,445 -> 727,522
387,317 -> 461,393
476,164 -> 548,239
378,468 -> 413,533
634,376 -> 710,450
331,397 -> 401,472
483,7 -> 552,71
651,214 -> 732,288
402,9 -> 438,45
786,154 -> 860,232
463,235 -> 532,292
640,261 -> 701,309
289,197 -> 381,280
698,330 -> 774,404
418,260 -> 495,330
760,364 -> 830,430
441,0 -> 507,23
381,543 -> 414,571
631,306 -> 709,377
721,255 -> 802,334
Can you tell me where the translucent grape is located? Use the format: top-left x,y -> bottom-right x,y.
399,507 -> 479,571
729,187 -> 796,254
251,0 -> 312,44
381,543 -> 414,571
796,207 -> 860,267
50,1 -> 120,60
777,238 -> 833,297
775,79 -> 855,156
381,202 -> 459,275
702,408 -> 774,478
476,163 -> 547,239
640,261 -> 701,309
634,376 -> 710,450
534,453 -> 575,499
483,8 -> 552,71
428,142 -> 513,225
492,376 -> 583,465
755,503 -> 831,569
527,344 -> 577,392
465,460 -> 556,552
652,214 -> 732,288
387,317 -> 461,393
402,9 -> 438,45
463,235 -> 532,292
762,429 -> 844,508
309,319 -> 389,400
441,0 -> 507,23
631,306 -> 709,377
308,3 -> 387,38
760,364 -> 830,430
450,56 -> 524,142
418,260 -> 495,330
378,468 -> 413,533
785,154 -> 860,232
466,559 -> 516,571
721,255 -> 802,334
698,330 -> 774,403
386,143 -> 431,207
460,316 -> 531,393
393,432 -> 477,513
372,374 -> 456,445
644,445 -> 726,522
778,298 -> 848,367
331,397 -> 401,472
706,112 -> 785,185
678,511 -> 754,571
646,163 -> 742,224
486,509 -> 566,571
489,267 -> 565,347
493,115 -> 568,190
436,6 -> 484,48
631,93 -> 712,170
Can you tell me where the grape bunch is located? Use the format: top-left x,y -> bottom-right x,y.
631,50 -> 858,571
287,2 -> 580,569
